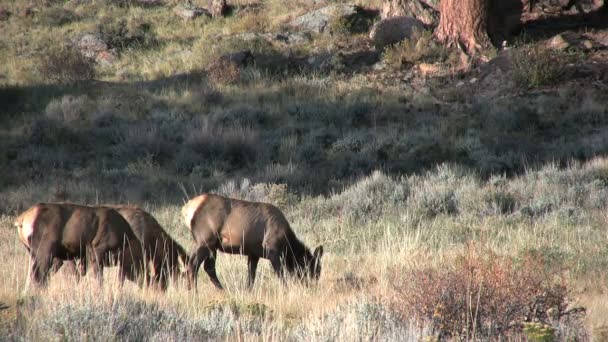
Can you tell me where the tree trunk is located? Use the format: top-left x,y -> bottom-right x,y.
435,0 -> 493,54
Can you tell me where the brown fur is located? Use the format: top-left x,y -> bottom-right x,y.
111,206 -> 188,290
14,203 -> 146,287
183,194 -> 323,289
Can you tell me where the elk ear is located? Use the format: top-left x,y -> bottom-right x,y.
313,245 -> 324,260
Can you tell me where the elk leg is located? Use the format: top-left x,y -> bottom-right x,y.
89,247 -> 104,286
268,250 -> 285,284
189,246 -> 208,290
247,256 -> 259,289
203,250 -> 223,290
119,248 -> 146,288
31,255 -> 53,287
51,258 -> 64,273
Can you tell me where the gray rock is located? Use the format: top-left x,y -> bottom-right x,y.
369,16 -> 424,49
381,0 -> 438,26
174,4 -> 210,20
289,4 -> 358,34
75,33 -> 118,65
77,34 -> 108,58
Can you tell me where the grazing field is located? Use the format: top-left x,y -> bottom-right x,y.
1,0 -> 608,340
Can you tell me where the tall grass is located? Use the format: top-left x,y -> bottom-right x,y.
3,160 -> 608,339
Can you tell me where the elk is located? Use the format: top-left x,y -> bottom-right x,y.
14,203 -> 146,287
110,205 -> 188,290
182,194 -> 324,290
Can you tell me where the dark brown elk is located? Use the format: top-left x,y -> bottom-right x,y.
110,206 -> 188,290
182,194 -> 324,290
14,203 -> 146,287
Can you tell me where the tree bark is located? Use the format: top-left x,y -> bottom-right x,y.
435,0 -> 493,54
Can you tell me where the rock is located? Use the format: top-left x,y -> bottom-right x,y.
581,39 -> 594,50
547,34 -> 571,50
75,33 -> 117,65
208,0 -> 227,18
381,0 -> 438,26
0,7 -> 11,21
77,34 -> 108,58
96,49 -> 117,66
369,16 -> 424,49
289,4 -> 363,34
173,4 -> 210,20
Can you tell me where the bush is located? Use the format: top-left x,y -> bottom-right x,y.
45,95 -> 94,123
96,18 -> 156,52
186,121 -> 263,169
38,7 -> 77,27
382,30 -> 447,70
390,245 -> 580,339
207,59 -> 242,85
36,44 -> 95,85
512,46 -> 567,89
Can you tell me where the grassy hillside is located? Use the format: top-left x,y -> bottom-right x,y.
1,0 -> 608,340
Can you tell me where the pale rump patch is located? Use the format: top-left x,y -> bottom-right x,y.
15,205 -> 41,248
182,194 -> 208,229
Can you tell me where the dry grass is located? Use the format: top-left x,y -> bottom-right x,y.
1,0 -> 608,340
3,160 -> 608,339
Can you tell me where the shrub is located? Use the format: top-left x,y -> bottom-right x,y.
382,30 -> 447,69
329,171 -> 408,220
45,95 -> 94,123
207,59 -> 242,85
328,7 -> 375,36
186,121 -> 262,169
38,7 -> 77,27
96,18 -> 156,52
483,188 -> 517,215
390,245 -> 578,339
511,46 -> 567,89
36,44 -> 95,85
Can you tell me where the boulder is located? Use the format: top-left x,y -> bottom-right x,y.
381,0 -> 438,26
96,50 -> 117,66
369,16 -> 424,49
75,33 -> 117,65
173,4 -> 210,20
289,4 -> 362,34
77,33 -> 108,58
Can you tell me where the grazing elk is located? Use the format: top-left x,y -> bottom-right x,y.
14,203 -> 146,287
110,206 -> 189,290
182,194 -> 324,290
